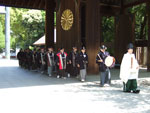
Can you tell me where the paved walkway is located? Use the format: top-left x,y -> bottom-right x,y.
0,59 -> 150,113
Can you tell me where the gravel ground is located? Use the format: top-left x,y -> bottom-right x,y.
0,59 -> 150,113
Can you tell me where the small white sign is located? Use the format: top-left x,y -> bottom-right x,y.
0,6 -> 6,13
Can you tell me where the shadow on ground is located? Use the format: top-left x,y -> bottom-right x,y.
0,61 -> 150,90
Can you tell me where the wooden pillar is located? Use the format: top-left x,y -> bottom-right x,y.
147,2 -> 150,71
56,0 -> 78,53
45,0 -> 55,48
75,0 -> 81,49
115,14 -> 135,63
86,0 -> 100,74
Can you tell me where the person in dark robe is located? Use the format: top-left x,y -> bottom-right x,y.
68,46 -> 79,78
96,45 -> 111,87
77,47 -> 88,82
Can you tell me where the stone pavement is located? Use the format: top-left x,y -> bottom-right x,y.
0,59 -> 150,113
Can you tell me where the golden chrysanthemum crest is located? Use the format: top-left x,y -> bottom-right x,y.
61,9 -> 74,31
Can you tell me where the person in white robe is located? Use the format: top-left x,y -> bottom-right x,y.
120,43 -> 140,93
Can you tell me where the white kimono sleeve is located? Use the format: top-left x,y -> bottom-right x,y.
120,53 -> 139,83
119,54 -> 131,83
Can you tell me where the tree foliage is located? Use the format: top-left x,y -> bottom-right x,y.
21,10 -> 45,48
0,8 -> 46,50
102,16 -> 115,55
128,3 -> 147,40
101,3 -> 147,54
102,4 -> 147,43
102,16 -> 115,42
10,8 -> 45,49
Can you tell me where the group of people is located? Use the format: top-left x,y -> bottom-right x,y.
96,43 -> 140,93
17,43 -> 140,94
17,46 -> 88,82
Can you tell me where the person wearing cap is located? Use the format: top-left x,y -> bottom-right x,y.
96,45 -> 111,87
56,47 -> 68,79
46,47 -> 55,76
120,43 -> 140,93
68,46 -> 79,78
77,46 -> 88,82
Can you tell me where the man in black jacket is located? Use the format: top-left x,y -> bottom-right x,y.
96,45 -> 111,87
77,47 -> 88,82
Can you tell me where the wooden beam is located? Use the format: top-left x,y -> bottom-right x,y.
100,0 -> 121,6
15,0 -> 27,7
33,0 -> 41,8
100,5 -> 120,16
86,0 -> 100,74
27,0 -> 33,7
124,0 -> 148,9
0,0 -> 4,4
28,0 -> 35,7
38,0 -> 43,9
5,0 -> 11,4
15,0 -> 21,6
120,0 -> 124,14
11,0 -> 17,5
21,0 -> 30,8
41,0 -> 46,9
100,3 -> 120,8
45,0 -> 55,48
0,0 -> 44,10
135,40 -> 148,47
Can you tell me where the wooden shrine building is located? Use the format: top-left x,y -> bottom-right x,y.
0,0 -> 150,73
